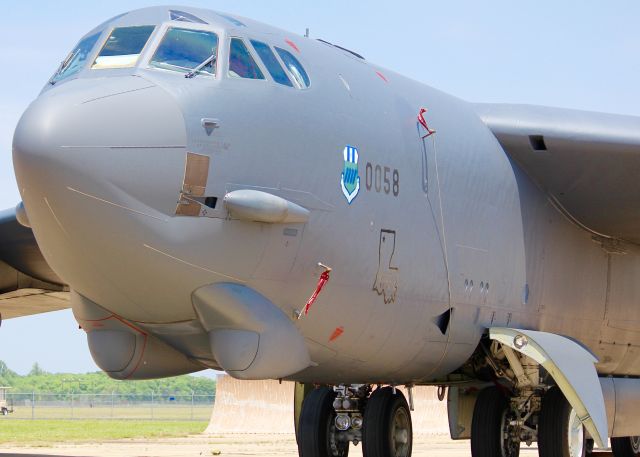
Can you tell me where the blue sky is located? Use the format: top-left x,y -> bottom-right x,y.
1,1 -> 639,375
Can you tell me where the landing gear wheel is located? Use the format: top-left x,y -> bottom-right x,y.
470,386 -> 520,457
298,387 -> 349,457
539,386 -> 586,457
612,436 -> 640,457
362,387 -> 413,457
0,408 -> 6,416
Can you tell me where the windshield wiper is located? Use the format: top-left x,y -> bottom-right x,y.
185,54 -> 217,79
49,50 -> 78,85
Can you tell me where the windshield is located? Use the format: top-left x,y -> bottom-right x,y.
150,27 -> 219,75
93,25 -> 155,69
228,38 -> 264,80
50,32 -> 102,84
250,40 -> 292,87
275,47 -> 310,88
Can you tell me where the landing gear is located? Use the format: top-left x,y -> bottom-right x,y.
539,386 -> 586,457
297,385 -> 413,457
471,386 -> 520,457
469,384 -> 589,457
612,436 -> 640,457
298,387 -> 349,457
362,387 -> 413,457
467,336 -> 604,457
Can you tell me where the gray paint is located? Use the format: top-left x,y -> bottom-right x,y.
600,377 -> 640,438
0,208 -> 63,286
5,6 -> 640,393
193,282 -> 311,379
475,103 -> 640,244
73,291 -> 202,379
224,190 -> 310,224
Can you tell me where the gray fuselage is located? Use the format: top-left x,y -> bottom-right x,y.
11,6 -> 640,384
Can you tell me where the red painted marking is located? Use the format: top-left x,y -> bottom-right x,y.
285,39 -> 300,53
81,313 -> 148,379
83,314 -> 147,336
79,311 -> 150,378
376,71 -> 388,82
329,326 -> 344,342
418,108 -> 436,138
301,270 -> 331,316
112,314 -> 147,336
82,315 -> 113,322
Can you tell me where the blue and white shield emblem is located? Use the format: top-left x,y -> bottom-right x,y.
340,146 -> 360,204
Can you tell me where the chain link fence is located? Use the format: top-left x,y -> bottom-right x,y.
2,392 -> 215,420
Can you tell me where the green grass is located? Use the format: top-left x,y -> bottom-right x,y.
8,405 -> 213,421
0,420 -> 208,444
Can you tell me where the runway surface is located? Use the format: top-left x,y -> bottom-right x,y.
0,434 -> 544,457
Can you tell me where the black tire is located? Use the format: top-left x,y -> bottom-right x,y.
298,387 -> 348,457
471,386 -> 520,457
0,408 -> 6,416
612,437 -> 640,457
362,387 -> 413,457
539,386 -> 586,457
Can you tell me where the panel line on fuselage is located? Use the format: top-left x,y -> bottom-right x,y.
143,243 -> 246,282
419,133 -> 455,380
67,186 -> 168,222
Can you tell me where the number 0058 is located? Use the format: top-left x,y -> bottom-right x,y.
366,162 -> 399,197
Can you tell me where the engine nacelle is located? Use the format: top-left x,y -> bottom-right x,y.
72,291 -> 202,380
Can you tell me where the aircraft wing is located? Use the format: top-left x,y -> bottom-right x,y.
0,207 -> 69,319
475,103 -> 640,245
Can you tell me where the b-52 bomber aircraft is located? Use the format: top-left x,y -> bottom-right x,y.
3,5 -> 640,457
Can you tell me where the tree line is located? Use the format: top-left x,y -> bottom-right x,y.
0,361 -> 216,397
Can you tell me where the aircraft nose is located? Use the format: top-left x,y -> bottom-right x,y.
12,77 -> 187,214
13,77 -> 187,181
11,77 -> 188,296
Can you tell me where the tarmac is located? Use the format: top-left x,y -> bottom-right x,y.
0,433 -> 542,457
0,420 -> 616,457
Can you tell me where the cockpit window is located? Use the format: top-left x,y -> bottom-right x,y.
92,25 -> 155,69
275,47 -> 310,88
250,40 -> 293,87
150,28 -> 219,76
217,14 -> 246,28
50,31 -> 102,84
169,10 -> 207,24
228,38 -> 264,80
